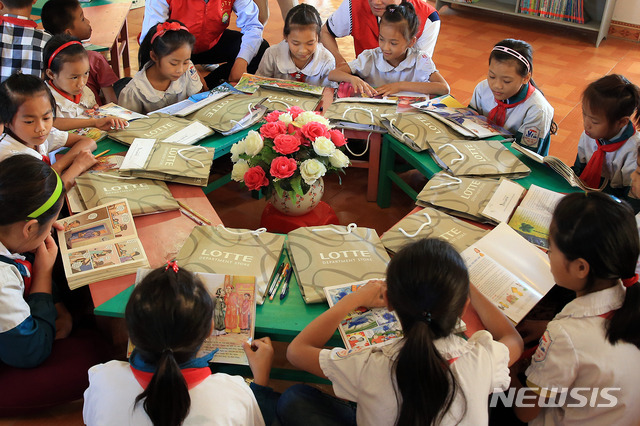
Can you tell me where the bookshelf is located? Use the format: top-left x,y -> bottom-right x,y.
435,0 -> 618,47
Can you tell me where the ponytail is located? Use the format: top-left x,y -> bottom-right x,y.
607,282 -> 640,350
135,349 -> 191,426
582,74 -> 640,128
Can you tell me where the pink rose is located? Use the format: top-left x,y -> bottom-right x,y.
265,110 -> 284,122
273,134 -> 301,154
270,156 -> 297,179
301,121 -> 330,141
244,166 -> 269,190
329,129 -> 347,147
293,130 -> 310,146
260,121 -> 288,139
287,106 -> 304,119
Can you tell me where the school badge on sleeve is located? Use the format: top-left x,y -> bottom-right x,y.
533,329 -> 552,363
522,126 -> 540,147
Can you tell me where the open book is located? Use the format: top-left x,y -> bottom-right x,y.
86,103 -> 147,121
507,184 -> 564,249
148,91 -> 230,117
460,223 -> 555,324
235,73 -> 324,96
510,142 -> 605,191
56,199 -> 149,289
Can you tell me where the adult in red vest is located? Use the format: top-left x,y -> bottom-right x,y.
321,0 -> 440,67
141,0 -> 269,87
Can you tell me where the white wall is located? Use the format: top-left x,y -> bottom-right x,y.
612,0 -> 640,25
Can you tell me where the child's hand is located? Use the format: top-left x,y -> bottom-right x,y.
34,235 -> 59,273
242,336 -> 274,386
75,149 -> 98,172
348,76 -> 377,97
95,116 -> 128,131
350,279 -> 387,309
375,82 -> 404,97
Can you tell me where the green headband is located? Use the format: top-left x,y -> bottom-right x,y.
27,171 -> 63,219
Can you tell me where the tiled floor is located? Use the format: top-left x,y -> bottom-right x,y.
3,1 -> 640,424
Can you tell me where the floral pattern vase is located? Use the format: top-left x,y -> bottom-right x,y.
269,178 -> 324,216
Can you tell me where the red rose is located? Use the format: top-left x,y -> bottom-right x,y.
301,121 -> 330,141
244,166 -> 269,190
270,156 -> 298,179
273,134 -> 301,154
329,129 -> 347,147
265,110 -> 284,122
293,130 -> 311,146
260,121 -> 288,139
287,106 -> 304,119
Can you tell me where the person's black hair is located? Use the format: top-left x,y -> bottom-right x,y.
0,73 -> 57,125
490,38 -> 533,78
43,34 -> 88,75
0,155 -> 65,226
41,0 -> 81,35
582,74 -> 640,128
0,0 -> 33,10
550,192 -> 640,350
126,267 -> 213,426
379,1 -> 420,42
283,3 -> 322,37
386,238 -> 468,425
138,20 -> 195,71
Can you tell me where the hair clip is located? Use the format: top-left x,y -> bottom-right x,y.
422,311 -> 432,324
152,21 -> 190,43
165,259 -> 179,273
491,45 -> 531,73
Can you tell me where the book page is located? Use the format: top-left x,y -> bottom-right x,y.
90,103 -> 147,121
519,184 -> 564,212
481,179 -> 525,223
507,185 -> 564,249
161,121 -> 213,145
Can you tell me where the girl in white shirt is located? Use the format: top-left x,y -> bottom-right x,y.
514,192 -> 640,425
328,1 -> 449,97
118,20 -> 203,114
256,4 -> 335,87
282,238 -> 523,426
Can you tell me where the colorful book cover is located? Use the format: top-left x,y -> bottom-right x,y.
235,73 -> 324,96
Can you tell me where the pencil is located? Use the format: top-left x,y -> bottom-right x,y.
270,264 -> 289,301
177,200 -> 212,225
180,208 -> 205,226
94,149 -> 110,158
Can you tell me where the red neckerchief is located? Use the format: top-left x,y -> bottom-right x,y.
579,127 -> 635,189
130,365 -> 211,390
0,15 -> 37,28
49,81 -> 82,104
487,84 -> 536,127
16,258 -> 33,295
289,72 -> 307,82
598,310 -> 616,320
41,154 -> 51,165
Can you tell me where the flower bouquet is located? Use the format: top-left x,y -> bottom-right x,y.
230,107 -> 350,201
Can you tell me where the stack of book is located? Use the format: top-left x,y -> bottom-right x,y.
520,0 -> 585,23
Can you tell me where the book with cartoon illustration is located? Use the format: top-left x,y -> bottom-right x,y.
234,73 -> 324,96
460,222 -> 555,324
85,103 -> 147,121
507,184 -> 564,249
56,199 -> 149,289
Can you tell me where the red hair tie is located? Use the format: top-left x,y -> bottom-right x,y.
47,41 -> 83,69
622,273 -> 638,288
151,22 -> 190,43
165,260 -> 179,273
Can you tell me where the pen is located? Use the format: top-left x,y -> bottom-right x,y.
279,267 -> 293,300
180,208 -> 205,226
177,200 -> 212,225
95,149 -> 110,158
268,263 -> 285,297
270,263 -> 289,301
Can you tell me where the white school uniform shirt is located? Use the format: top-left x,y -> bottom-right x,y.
0,241 -> 32,334
526,283 -> 640,426
470,79 -> 554,152
0,130 -> 68,163
46,81 -> 97,118
348,47 -> 438,88
117,60 -> 203,114
256,40 -> 336,87
83,360 -> 265,426
320,330 -> 510,425
576,126 -> 640,189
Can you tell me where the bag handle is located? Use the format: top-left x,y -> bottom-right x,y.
93,173 -> 138,180
398,213 -> 432,238
437,143 -> 465,164
342,107 -> 375,124
216,224 -> 267,236
385,117 -> 416,140
311,223 -> 357,234
177,146 -> 208,168
428,173 -> 463,190
265,99 -> 291,109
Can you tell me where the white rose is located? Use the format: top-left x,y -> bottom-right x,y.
312,136 -> 336,157
299,159 -> 327,185
243,130 -> 264,157
230,139 -> 246,162
295,111 -> 331,127
278,112 -> 293,125
231,159 -> 250,182
329,149 -> 350,168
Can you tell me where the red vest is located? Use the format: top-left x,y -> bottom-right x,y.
351,0 -> 437,56
166,0 -> 234,53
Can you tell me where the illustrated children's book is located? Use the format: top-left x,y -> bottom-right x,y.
56,199 -> 149,289
85,102 -> 147,121
252,86 -> 321,112
507,184 -> 564,249
148,91 -> 231,117
68,126 -> 107,143
107,114 -> 214,146
334,81 -> 428,105
235,73 -> 325,96
66,153 -> 127,214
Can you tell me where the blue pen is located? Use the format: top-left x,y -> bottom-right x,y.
267,263 -> 285,298
279,267 -> 293,300
270,264 -> 289,301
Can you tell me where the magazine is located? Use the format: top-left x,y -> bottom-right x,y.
507,185 -> 565,249
56,199 -> 149,290
413,103 -> 512,139
235,73 -> 324,96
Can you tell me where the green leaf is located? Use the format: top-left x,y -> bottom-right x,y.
273,180 -> 284,198
290,175 -> 305,197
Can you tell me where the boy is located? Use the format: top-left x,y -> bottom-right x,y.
0,0 -> 51,82
41,0 -> 119,104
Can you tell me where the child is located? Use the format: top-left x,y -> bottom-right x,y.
0,0 -> 50,82
118,20 -> 203,114
0,155 -> 107,415
40,0 -> 119,105
83,265 -> 277,425
572,74 -> 640,196
256,4 -> 335,87
470,39 -> 555,156
0,73 -> 97,189
513,192 -> 640,424
43,35 -> 128,131
281,238 -> 523,425
328,2 -> 449,97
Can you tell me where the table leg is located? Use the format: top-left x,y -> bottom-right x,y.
119,17 -> 130,76
377,136 -> 394,208
366,133 -> 381,202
